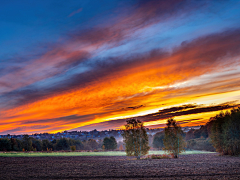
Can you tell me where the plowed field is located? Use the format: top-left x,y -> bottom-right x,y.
0,153 -> 240,179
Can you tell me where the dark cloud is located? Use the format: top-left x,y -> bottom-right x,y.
0,125 -> 51,135
0,127 -> 27,135
70,118 -> 128,132
21,114 -> 94,125
156,104 -> 197,115
121,105 -> 144,111
72,102 -> 240,131
136,103 -> 239,122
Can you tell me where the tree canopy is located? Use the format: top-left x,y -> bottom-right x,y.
103,136 -> 117,150
163,118 -> 186,158
210,108 -> 240,155
122,119 -> 150,159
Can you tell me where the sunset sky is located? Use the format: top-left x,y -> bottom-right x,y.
1,0 -> 240,134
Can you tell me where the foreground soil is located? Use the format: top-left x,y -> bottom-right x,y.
0,153 -> 240,180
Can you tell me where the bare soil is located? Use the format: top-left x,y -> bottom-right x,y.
0,153 -> 240,179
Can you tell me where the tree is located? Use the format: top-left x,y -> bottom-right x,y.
163,118 -> 186,158
15,139 -> 23,151
119,144 -> 124,151
42,139 -> 53,151
103,136 -> 117,150
210,109 -> 240,155
102,145 -> 105,151
10,138 -> 20,151
110,136 -> 117,150
98,139 -> 103,149
185,129 -> 195,140
117,141 -> 125,151
0,138 -> 11,151
31,138 -> 42,151
22,135 -> 33,151
87,139 -> 98,150
56,138 -> 70,150
152,132 -> 165,150
122,119 -> 150,159
74,140 -> 84,150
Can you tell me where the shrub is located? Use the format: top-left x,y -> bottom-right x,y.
144,154 -> 170,159
70,146 -> 76,151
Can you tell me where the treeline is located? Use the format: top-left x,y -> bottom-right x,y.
152,127 -> 215,152
185,107 -> 240,155
1,108 -> 239,156
185,123 -> 215,152
0,135 -> 118,152
210,108 -> 240,155
152,108 -> 240,155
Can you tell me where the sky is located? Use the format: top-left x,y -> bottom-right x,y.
1,0 -> 240,134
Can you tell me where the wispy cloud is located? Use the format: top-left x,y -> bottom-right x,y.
68,8 -> 82,17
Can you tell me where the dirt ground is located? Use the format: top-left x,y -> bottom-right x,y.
0,153 -> 240,179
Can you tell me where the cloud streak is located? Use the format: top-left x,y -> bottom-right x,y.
68,8 -> 82,17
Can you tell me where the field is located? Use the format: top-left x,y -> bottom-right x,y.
0,150 -> 213,157
1,152 -> 240,179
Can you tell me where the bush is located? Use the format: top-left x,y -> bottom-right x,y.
70,146 -> 76,151
144,154 -> 170,159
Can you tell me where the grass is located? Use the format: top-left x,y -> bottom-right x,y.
0,150 -> 215,157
